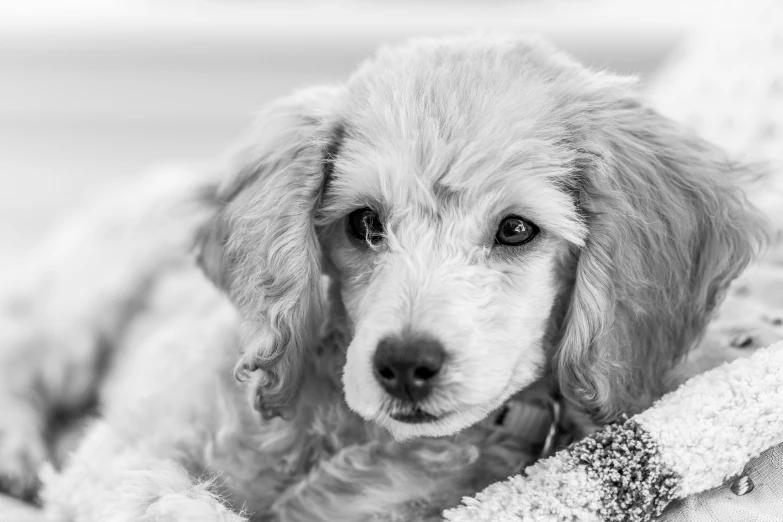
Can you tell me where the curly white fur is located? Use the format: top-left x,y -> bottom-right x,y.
0,34 -> 770,521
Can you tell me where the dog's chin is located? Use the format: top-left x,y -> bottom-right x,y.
374,404 -> 499,441
344,379 -> 524,440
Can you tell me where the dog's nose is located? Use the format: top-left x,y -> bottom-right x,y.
373,334 -> 446,402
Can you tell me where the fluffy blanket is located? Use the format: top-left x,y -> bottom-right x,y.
443,342 -> 783,522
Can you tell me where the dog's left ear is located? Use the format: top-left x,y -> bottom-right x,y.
555,93 -> 770,423
197,86 -> 343,419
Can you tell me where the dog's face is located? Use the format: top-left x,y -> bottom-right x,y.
316,57 -> 589,437
199,35 -> 768,440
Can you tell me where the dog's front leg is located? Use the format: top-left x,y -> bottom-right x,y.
272,438 -> 479,522
41,423 -> 247,522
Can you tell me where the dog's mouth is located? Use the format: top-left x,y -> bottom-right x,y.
389,408 -> 440,424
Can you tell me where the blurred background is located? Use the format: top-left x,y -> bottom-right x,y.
0,0 -> 715,273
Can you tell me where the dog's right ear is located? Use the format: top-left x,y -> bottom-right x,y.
197,86 -> 342,288
196,85 -> 343,418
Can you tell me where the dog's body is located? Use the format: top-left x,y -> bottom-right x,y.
0,36 -> 775,521
1,167 -> 554,521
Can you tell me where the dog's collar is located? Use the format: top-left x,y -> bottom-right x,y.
493,393 -> 564,463
540,398 -> 562,459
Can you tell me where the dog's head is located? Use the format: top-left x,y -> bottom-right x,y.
198,35 -> 768,440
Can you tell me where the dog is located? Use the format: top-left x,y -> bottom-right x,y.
0,34 -> 770,521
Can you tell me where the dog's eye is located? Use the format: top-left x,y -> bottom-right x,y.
347,208 -> 384,244
495,216 -> 539,246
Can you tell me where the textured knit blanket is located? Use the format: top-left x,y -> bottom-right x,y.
444,343 -> 783,522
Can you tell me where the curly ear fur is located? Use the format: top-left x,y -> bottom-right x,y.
197,86 -> 343,418
555,96 -> 770,423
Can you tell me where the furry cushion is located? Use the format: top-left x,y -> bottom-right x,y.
443,342 -> 783,522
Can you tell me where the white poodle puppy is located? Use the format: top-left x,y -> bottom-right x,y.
0,35 -> 769,521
